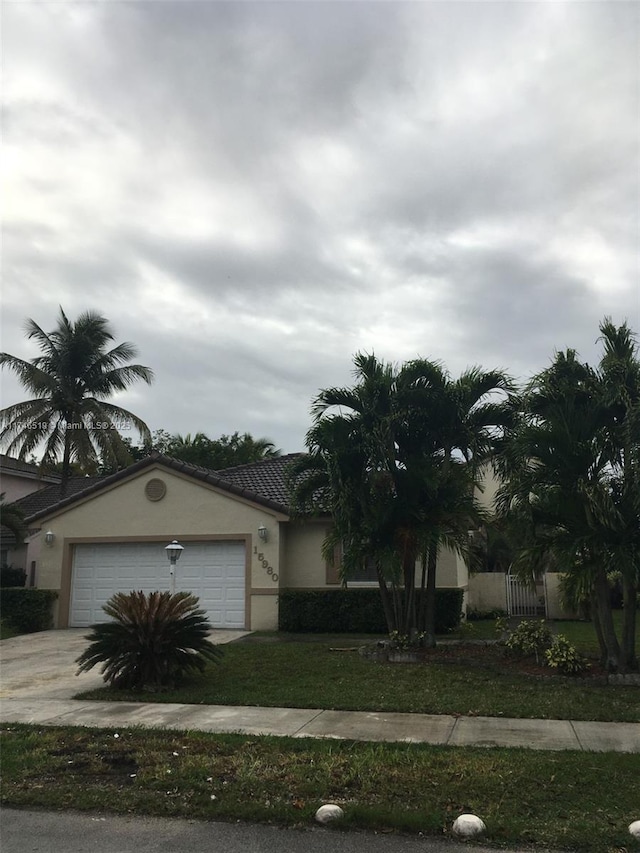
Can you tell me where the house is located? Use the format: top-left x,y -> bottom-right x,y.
0,454 -> 62,503
0,454 -> 61,572
10,452 -> 471,630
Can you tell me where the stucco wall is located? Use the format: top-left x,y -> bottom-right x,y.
468,572 -> 508,612
0,471 -> 52,503
475,465 -> 500,511
250,593 -> 279,630
281,521 -> 332,587
35,466 -> 287,629
544,573 -> 579,620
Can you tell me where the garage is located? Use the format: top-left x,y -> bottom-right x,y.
70,541 -> 246,628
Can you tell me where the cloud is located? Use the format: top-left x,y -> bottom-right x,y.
2,0 -> 638,453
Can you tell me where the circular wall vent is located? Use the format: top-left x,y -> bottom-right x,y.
145,478 -> 167,502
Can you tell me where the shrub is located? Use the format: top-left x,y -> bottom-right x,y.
545,634 -> 591,675
504,619 -> 553,663
0,565 -> 27,588
278,589 -> 463,635
466,607 -> 508,621
0,588 -> 58,632
76,590 -> 224,690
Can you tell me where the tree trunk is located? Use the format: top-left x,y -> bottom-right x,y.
61,422 -> 72,497
377,569 -> 396,634
593,566 -> 622,672
589,591 -> 608,669
401,546 -> 416,638
423,541 -> 438,648
418,551 -> 428,635
621,573 -> 639,672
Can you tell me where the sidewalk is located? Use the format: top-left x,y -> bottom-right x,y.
2,696 -> 639,752
1,630 -> 638,753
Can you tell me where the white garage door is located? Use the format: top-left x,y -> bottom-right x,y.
70,541 -> 245,628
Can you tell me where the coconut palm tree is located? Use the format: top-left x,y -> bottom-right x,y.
0,308 -> 153,493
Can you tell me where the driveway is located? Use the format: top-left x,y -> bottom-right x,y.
0,628 -> 249,700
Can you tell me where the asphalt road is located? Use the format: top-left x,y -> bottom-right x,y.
0,808 -> 555,853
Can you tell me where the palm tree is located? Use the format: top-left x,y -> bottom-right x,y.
597,319 -> 639,670
0,493 -> 26,545
0,308 -> 153,493
165,431 -> 281,470
289,353 -> 512,645
496,321 -> 640,673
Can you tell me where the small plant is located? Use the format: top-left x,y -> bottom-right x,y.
495,615 -> 510,638
544,634 -> 591,675
389,630 -> 425,650
76,590 -> 224,690
504,619 -> 553,664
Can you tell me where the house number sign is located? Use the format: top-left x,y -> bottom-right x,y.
254,546 -> 278,582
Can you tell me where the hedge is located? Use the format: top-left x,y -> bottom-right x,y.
0,589 -> 58,633
278,588 -> 464,634
0,566 -> 27,588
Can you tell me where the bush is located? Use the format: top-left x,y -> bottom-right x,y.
0,565 -> 27,588
0,588 -> 58,633
466,607 -> 508,621
504,619 -> 553,663
76,590 -> 224,690
545,634 -> 591,675
278,588 -> 464,635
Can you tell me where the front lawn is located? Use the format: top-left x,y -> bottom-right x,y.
1,723 -> 639,852
77,638 -> 640,722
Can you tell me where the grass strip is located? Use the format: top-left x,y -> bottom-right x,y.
77,641 -> 640,722
1,723 -> 638,852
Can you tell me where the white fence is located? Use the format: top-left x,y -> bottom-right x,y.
468,572 -> 576,619
506,573 -> 547,617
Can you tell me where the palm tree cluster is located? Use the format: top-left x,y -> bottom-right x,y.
0,308 -> 153,493
495,320 -> 639,673
288,354 -> 513,646
161,431 -> 281,470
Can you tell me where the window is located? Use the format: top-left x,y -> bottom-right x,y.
346,555 -> 378,584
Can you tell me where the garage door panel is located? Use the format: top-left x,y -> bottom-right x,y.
71,541 -> 246,628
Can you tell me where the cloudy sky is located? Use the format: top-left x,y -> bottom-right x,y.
2,0 -> 639,455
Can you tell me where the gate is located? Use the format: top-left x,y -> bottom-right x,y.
506,570 -> 547,617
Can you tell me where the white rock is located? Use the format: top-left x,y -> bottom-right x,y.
452,813 -> 486,838
315,804 -> 345,824
629,820 -> 640,840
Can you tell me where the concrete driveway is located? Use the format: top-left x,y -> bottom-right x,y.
0,628 -> 249,700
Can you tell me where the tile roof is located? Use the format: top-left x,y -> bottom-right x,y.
18,452 -> 311,523
213,453 -> 305,507
0,454 -> 61,482
12,477 -> 106,519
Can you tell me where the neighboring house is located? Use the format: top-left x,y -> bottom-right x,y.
0,455 -> 62,571
11,452 -> 472,630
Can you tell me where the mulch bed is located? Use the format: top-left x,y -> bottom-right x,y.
361,641 -> 609,683
419,642 -> 607,680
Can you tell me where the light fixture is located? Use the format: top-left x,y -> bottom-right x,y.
258,525 -> 268,542
44,530 -> 55,546
165,540 -> 184,595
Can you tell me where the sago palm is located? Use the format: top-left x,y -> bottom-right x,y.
76,590 -> 223,689
0,308 -> 153,492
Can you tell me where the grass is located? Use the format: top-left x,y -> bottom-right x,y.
0,619 -> 17,640
77,632 -> 640,723
2,723 -> 639,852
